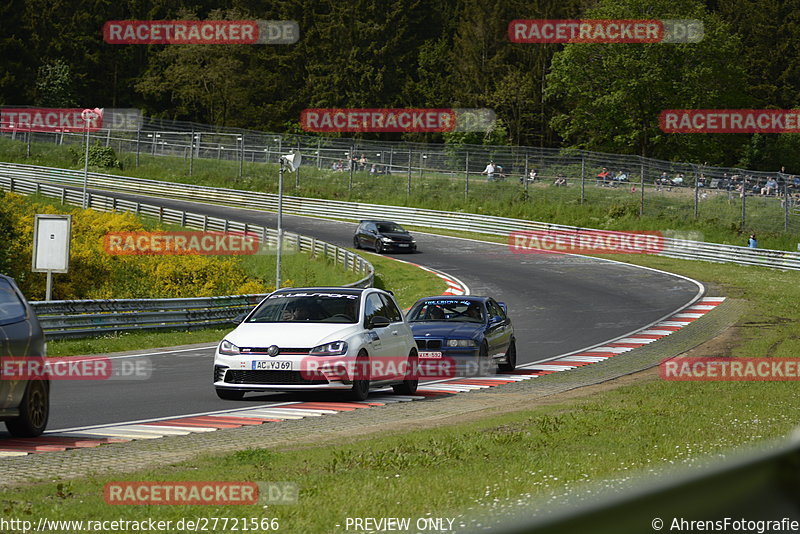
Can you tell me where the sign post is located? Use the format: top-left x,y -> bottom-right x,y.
32,214 -> 71,301
81,108 -> 103,209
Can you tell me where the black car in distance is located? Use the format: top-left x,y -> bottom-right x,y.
0,274 -> 50,437
353,220 -> 417,253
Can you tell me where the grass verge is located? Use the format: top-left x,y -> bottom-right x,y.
45,251 -> 446,357
8,253 -> 800,531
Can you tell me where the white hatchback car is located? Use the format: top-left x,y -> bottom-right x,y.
213,287 -> 419,401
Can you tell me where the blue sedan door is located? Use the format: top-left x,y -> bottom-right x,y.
485,299 -> 512,358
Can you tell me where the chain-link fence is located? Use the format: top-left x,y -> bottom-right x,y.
3,115 -> 799,240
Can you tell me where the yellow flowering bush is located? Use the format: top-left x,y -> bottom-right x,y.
0,192 -> 271,300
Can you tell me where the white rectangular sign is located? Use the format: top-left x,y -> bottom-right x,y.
32,214 -> 71,273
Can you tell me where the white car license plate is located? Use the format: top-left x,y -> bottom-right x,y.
419,351 -> 443,359
252,360 -> 292,370
397,243 -> 410,247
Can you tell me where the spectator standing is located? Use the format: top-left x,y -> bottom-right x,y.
482,161 -> 496,182
748,233 -> 758,248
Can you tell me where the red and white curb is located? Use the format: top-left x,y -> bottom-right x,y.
381,255 -> 470,296
0,298 -> 726,456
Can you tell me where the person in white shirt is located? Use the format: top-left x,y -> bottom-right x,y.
482,161 -> 496,181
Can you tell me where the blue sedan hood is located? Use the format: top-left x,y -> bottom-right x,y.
410,321 -> 484,339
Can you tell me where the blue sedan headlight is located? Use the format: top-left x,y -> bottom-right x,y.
447,339 -> 478,347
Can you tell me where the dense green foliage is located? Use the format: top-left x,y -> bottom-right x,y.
2,0 -> 800,167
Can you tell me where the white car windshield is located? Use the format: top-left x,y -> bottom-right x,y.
246,292 -> 361,323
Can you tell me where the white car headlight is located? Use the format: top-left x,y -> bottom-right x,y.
447,339 -> 477,347
219,339 -> 240,355
381,237 -> 393,242
310,341 -> 348,356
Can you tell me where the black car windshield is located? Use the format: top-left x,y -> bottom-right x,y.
376,222 -> 406,233
246,292 -> 360,323
407,299 -> 485,323
0,278 -> 27,326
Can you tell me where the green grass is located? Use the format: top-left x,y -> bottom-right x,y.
8,253 -> 800,529
46,328 -> 228,357
45,250 -> 445,357
3,136 -> 799,251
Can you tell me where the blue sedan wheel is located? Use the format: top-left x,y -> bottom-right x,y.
498,338 -> 516,373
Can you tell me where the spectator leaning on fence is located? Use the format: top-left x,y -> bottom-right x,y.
482,161 -> 496,181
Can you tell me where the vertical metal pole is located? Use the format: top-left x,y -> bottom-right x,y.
741,188 -> 746,232
419,152 -> 424,179
238,135 -> 244,179
407,150 -> 412,196
349,144 -> 354,191
295,140 -> 300,187
135,129 -> 140,167
276,161 -> 284,289
639,159 -> 645,217
465,151 -> 470,199
524,153 -> 529,196
45,271 -> 53,301
580,154 -> 585,204
693,166 -> 699,219
189,129 -> 194,176
83,121 -> 90,209
389,148 -> 394,171
26,126 -> 31,158
785,181 -> 790,232
316,139 -> 321,169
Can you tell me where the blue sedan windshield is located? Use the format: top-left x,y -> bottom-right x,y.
407,300 -> 484,323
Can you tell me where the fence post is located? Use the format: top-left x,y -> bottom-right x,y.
349,144 -> 354,192
26,126 -> 31,158
693,165 -> 699,219
465,150 -> 470,199
189,129 -> 194,176
238,135 -> 244,179
295,140 -> 300,188
524,153 -> 529,197
741,188 -> 746,232
639,159 -> 645,217
135,129 -> 140,167
785,181 -> 790,232
579,152 -> 586,204
316,139 -> 321,169
407,150 -> 412,196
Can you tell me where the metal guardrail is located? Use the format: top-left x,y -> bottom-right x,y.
3,162 -> 800,272
467,433 -> 800,533
0,172 -> 374,339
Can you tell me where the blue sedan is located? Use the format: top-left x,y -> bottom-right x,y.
406,296 -> 516,376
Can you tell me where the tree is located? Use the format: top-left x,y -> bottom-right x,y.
35,59 -> 78,107
546,0 -> 751,162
